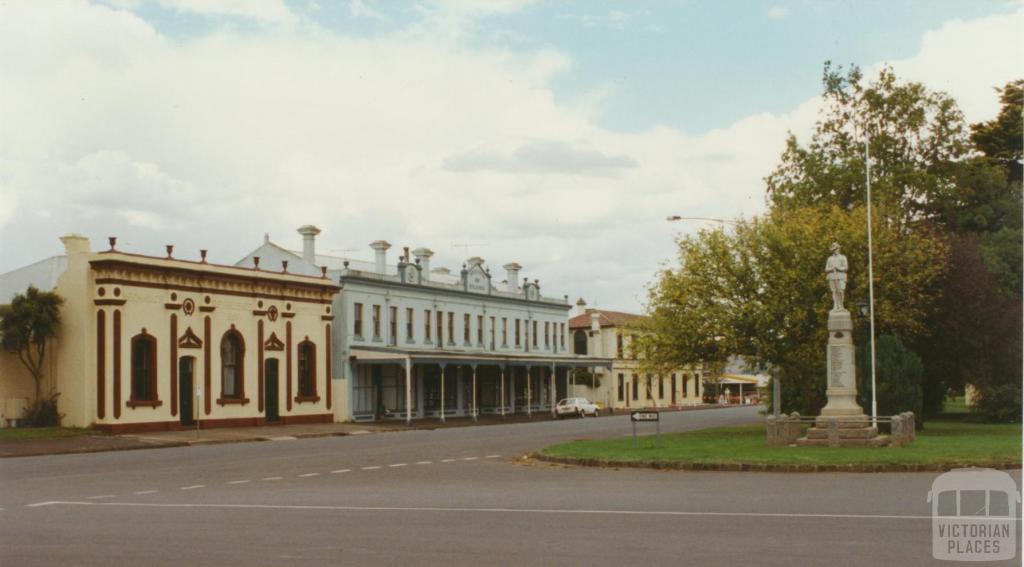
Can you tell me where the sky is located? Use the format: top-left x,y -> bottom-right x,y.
0,0 -> 1021,312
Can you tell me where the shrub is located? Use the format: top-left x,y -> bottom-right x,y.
971,381 -> 1023,424
22,393 -> 62,427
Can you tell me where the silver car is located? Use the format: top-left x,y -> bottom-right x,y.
555,397 -> 599,418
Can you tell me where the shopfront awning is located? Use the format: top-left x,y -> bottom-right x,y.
349,346 -> 613,369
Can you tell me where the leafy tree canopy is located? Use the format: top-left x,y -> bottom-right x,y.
0,286 -> 64,401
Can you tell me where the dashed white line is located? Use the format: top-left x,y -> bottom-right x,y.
227,480 -> 250,485
462,457 -> 479,461
87,495 -> 115,500
331,469 -> 351,474
485,455 -> 501,459
388,463 -> 407,468
440,458 -> 456,463
267,436 -> 297,441
298,473 -> 320,478
361,466 -> 381,471
134,490 -> 158,495
180,485 -> 205,491
25,501 -> 61,508
415,461 -> 433,465
262,477 -> 283,481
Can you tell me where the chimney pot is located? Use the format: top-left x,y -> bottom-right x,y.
369,240 -> 391,274
412,248 -> 434,280
200,249 -> 208,263
297,225 -> 321,266
108,236 -> 117,250
253,256 -> 260,269
166,245 -> 174,258
282,260 -> 289,272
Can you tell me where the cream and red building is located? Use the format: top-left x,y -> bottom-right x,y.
0,234 -> 338,432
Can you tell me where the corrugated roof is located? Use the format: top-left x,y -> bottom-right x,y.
568,308 -> 647,329
0,255 -> 67,304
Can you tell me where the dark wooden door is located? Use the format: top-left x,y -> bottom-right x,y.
265,359 -> 279,422
179,357 -> 195,426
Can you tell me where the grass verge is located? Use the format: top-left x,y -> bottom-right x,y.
540,419 -> 1021,467
0,427 -> 96,441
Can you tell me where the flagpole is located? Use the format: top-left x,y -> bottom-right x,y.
865,137 -> 878,428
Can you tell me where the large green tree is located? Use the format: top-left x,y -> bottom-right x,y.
0,286 -> 64,402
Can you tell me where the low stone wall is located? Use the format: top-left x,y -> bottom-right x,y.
889,411 -> 916,447
766,412 -> 802,446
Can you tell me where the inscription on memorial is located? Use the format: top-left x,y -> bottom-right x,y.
829,345 -> 846,388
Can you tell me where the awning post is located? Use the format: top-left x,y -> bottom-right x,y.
439,362 -> 447,424
405,356 -> 412,426
471,363 -> 478,423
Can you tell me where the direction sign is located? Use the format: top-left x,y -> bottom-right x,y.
631,410 -> 659,422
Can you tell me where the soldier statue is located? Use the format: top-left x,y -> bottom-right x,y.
824,242 -> 848,311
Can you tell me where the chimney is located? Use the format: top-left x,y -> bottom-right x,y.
370,240 -> 391,274
60,233 -> 90,256
503,262 -> 522,290
412,247 -> 433,280
467,256 -> 485,267
297,225 -> 321,265
590,311 -> 601,333
575,298 -> 587,316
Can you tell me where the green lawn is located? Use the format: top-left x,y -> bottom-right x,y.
0,427 -> 95,441
541,419 -> 1022,467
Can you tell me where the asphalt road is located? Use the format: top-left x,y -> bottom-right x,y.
1,406 -> 1020,566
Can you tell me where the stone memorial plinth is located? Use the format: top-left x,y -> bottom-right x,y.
796,243 -> 887,448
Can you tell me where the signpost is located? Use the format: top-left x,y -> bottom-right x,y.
630,410 -> 660,448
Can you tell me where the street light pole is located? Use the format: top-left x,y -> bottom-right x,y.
865,138 -> 878,428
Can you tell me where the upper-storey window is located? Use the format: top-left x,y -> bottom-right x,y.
490,316 -> 496,349
406,308 -> 415,341
424,310 -> 432,342
372,305 -> 381,339
616,333 -> 624,358
544,322 -> 550,349
573,330 -> 587,355
130,331 -> 158,404
447,312 -> 455,345
353,303 -> 363,337
560,323 -> 566,349
502,317 -> 508,347
477,315 -> 484,345
515,319 -> 521,347
463,313 -> 471,344
436,310 -> 444,347
389,306 -> 398,345
532,321 -> 538,348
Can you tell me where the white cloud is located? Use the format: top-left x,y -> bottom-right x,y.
156,0 -> 296,24
559,10 -> 630,29
0,2 -> 1019,312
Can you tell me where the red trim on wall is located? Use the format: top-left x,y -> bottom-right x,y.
170,313 -> 178,416
258,319 -> 265,413
286,321 -> 293,412
128,331 -> 160,407
113,310 -> 121,419
217,328 -> 247,404
96,310 -> 106,419
203,316 -> 211,415
325,324 -> 332,411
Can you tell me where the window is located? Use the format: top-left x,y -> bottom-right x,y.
389,306 -> 398,344
632,374 -> 638,400
694,374 -> 700,398
372,305 -> 381,339
220,330 -> 245,401
515,319 -> 521,347
477,315 -> 484,345
502,317 -> 508,346
544,322 -> 550,349
447,312 -> 454,344
297,341 -> 317,399
424,310 -> 432,342
682,374 -> 689,398
617,373 -> 624,402
353,303 -> 363,337
463,313 -> 471,343
658,376 -> 664,399
532,321 -> 538,348
671,374 -> 677,399
646,375 -> 653,399
560,323 -> 565,349
574,330 -> 587,355
490,316 -> 496,348
616,333 -> 624,358
406,308 -> 414,341
436,310 -> 444,347
129,332 -> 158,405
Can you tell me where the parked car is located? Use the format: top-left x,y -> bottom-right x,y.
555,397 -> 599,418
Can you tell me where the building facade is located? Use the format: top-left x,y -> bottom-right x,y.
568,302 -> 706,410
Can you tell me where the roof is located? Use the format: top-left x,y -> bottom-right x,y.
568,308 -> 647,329
0,255 -> 68,304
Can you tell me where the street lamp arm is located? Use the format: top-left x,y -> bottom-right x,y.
666,215 -> 740,226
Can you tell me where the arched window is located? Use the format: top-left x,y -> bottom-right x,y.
573,330 -> 588,355
220,330 -> 245,401
129,331 -> 160,407
296,340 -> 318,400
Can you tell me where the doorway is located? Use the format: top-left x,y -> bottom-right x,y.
265,358 -> 280,423
179,356 -> 195,426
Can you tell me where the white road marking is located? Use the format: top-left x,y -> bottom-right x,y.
25,501 -> 61,508
180,485 -> 205,491
262,477 -> 283,481
350,431 -> 371,435
134,490 -> 158,495
485,455 -> 501,459
298,473 -> 320,478
388,463 -> 407,468
40,500 -> 949,521
415,461 -> 432,465
227,480 -> 250,485
361,466 -> 381,471
440,458 -> 456,463
86,495 -> 115,500
330,469 -> 351,474
462,457 -> 478,461
267,436 -> 297,441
